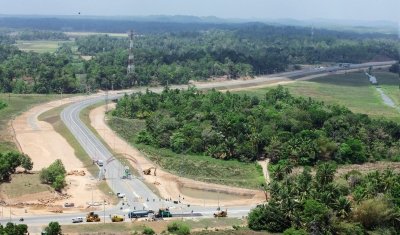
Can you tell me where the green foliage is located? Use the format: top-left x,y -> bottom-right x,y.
302,199 -> 329,223
16,30 -> 69,41
143,227 -> 155,235
44,221 -> 62,235
283,227 -> 309,235
113,86 -> 400,167
167,221 -> 191,235
389,62 -> 399,74
0,222 -> 28,235
0,100 -> 7,110
350,199 -> 393,230
0,150 -> 33,180
39,159 -> 66,191
247,203 -> 290,232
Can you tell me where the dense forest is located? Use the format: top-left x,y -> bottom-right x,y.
111,86 -> 400,165
0,23 -> 398,94
248,163 -> 400,234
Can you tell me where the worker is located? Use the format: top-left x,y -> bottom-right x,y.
191,210 -> 193,213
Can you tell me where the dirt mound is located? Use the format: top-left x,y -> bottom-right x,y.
370,55 -> 394,62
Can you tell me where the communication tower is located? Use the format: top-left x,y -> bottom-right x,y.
127,29 -> 134,74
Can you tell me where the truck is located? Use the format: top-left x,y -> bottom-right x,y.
86,211 -> 101,222
111,214 -> 125,222
128,210 -> 148,218
156,207 -> 172,218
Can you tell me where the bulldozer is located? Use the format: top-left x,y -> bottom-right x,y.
143,167 -> 157,175
213,208 -> 227,218
86,211 -> 101,222
111,214 -> 125,222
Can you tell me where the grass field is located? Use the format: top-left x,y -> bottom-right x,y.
0,94 -> 69,152
13,40 -> 72,53
233,69 -> 400,123
60,217 -> 247,234
38,103 -> 118,205
107,117 -> 264,190
1,172 -> 52,199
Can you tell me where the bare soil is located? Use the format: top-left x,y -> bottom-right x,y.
7,96 -> 113,216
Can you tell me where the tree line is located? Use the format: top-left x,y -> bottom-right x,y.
111,86 -> 400,165
248,163 -> 400,234
0,25 -> 398,94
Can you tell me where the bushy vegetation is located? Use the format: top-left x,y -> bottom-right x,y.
389,61 -> 399,74
248,163 -> 400,234
0,100 -> 7,110
0,222 -> 28,235
167,221 -> 191,235
15,30 -> 69,41
112,86 -> 400,165
39,159 -> 66,191
0,150 -> 33,180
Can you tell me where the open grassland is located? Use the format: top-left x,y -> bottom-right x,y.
1,172 -> 52,199
61,218 -> 247,234
13,40 -> 72,53
0,94 -> 67,152
372,70 -> 400,107
107,117 -> 264,190
38,103 -> 118,205
233,69 -> 400,123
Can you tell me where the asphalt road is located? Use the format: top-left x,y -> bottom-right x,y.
9,60 -> 396,229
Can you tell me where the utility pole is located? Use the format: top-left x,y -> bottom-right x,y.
127,29 -> 135,85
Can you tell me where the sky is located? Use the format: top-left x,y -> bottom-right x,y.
0,0 -> 399,23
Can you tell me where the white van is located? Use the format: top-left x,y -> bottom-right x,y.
98,160 -> 103,167
72,217 -> 83,223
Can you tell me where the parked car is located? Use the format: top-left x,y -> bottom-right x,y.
116,193 -> 126,198
72,217 -> 83,223
64,202 -> 75,207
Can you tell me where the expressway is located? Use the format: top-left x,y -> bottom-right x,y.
0,61 -> 395,228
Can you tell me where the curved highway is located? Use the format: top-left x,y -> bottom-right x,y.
2,61 -> 395,228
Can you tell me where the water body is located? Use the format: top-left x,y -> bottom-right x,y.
180,187 -> 252,201
376,88 -> 396,107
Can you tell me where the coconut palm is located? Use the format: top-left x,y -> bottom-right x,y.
316,162 -> 337,188
333,196 -> 351,219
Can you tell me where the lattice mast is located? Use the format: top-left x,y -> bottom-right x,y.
311,24 -> 314,40
127,29 -> 134,74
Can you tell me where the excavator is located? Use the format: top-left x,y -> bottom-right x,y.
86,211 -> 101,222
213,208 -> 228,218
143,167 -> 157,176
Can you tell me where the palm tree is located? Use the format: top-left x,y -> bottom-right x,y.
316,162 -> 337,189
273,164 -> 284,181
333,196 -> 351,219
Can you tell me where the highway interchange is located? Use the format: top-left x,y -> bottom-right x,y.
0,61 -> 395,228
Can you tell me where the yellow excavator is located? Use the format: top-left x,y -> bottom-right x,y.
143,167 -> 157,176
214,208 -> 227,218
86,211 -> 101,222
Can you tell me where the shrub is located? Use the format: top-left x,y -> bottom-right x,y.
167,221 -> 190,235
350,199 -> 392,230
283,227 -> 309,235
143,227 -> 155,235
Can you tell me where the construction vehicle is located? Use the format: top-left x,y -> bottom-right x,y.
143,167 -> 156,175
213,208 -> 228,218
86,211 -> 101,222
128,210 -> 148,218
111,214 -> 125,222
156,207 -> 172,218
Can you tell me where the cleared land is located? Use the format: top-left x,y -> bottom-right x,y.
13,40 -> 72,53
233,69 -> 400,123
0,93 -> 69,152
